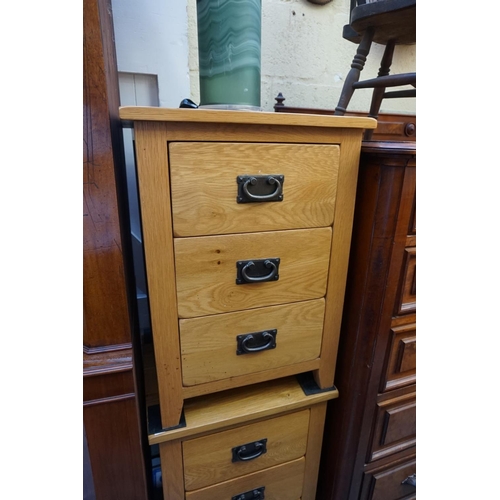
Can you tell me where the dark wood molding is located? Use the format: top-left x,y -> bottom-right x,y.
273,92 -> 416,142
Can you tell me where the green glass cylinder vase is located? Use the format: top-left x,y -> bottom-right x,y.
196,0 -> 262,110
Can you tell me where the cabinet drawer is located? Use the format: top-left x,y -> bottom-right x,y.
174,228 -> 332,318
185,457 -> 305,500
180,299 -> 325,386
169,142 -> 339,237
395,247 -> 416,315
381,323 -> 416,392
183,410 -> 309,490
361,456 -> 416,500
369,393 -> 416,462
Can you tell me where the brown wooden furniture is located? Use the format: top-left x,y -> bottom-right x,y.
274,92 -> 416,142
83,0 -> 149,498
119,107 -> 376,499
316,140 -> 416,500
334,0 -> 416,140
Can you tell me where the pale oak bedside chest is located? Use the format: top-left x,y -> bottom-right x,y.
119,107 -> 375,500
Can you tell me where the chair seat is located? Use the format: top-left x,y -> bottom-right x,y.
344,0 -> 416,45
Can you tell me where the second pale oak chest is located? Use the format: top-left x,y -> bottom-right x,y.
119,107 -> 376,500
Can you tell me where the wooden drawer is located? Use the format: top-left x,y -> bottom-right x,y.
169,142 -> 339,237
174,228 -> 332,318
185,457 -> 305,500
381,323 -> 416,392
180,299 -> 325,386
183,410 -> 309,490
360,456 -> 416,500
395,247 -> 416,315
369,393 -> 416,462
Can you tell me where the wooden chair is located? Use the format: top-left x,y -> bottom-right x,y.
334,0 -> 416,139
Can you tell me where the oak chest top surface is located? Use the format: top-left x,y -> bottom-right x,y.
119,106 -> 377,129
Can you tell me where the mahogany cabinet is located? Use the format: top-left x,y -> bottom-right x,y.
316,140 -> 416,500
83,0 -> 148,498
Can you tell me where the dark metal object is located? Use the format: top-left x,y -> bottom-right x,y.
232,439 -> 268,462
236,330 -> 277,355
232,487 -> 265,500
236,258 -> 280,284
236,175 -> 284,203
297,372 -> 337,396
402,473 -> 416,486
179,98 -> 198,108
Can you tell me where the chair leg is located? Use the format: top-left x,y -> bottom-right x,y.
364,40 -> 396,140
334,27 -> 374,116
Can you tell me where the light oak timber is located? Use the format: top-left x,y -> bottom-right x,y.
119,106 -> 377,129
169,142 -> 339,236
183,410 -> 310,490
134,121 -> 184,429
174,227 -> 332,318
126,109 -> 370,433
185,457 -> 306,500
314,129 -> 365,389
148,376 -> 338,445
159,440 -> 185,500
302,402 -> 328,500
181,358 -> 321,399
180,299 -> 325,386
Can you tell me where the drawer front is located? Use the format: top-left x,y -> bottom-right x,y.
369,394 -> 416,462
185,457 -> 305,500
174,228 -> 332,318
395,247 -> 416,315
180,299 -> 325,386
169,142 -> 339,237
381,323 -> 416,392
183,410 -> 309,490
361,456 -> 416,500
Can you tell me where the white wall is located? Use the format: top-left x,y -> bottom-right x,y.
111,0 -> 191,108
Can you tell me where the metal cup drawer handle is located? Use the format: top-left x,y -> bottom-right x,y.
232,439 -> 268,463
232,486 -> 265,500
237,174 -> 284,203
236,258 -> 280,284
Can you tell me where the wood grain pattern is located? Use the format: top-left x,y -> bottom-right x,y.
183,410 -> 309,490
180,299 -> 325,386
316,142 -> 416,500
369,392 -> 416,462
174,227 -> 332,318
148,376 -> 338,445
185,457 -> 306,500
314,129 -> 364,389
133,121 -> 184,428
181,359 -> 320,399
83,0 -> 130,349
119,106 -> 377,129
169,142 -> 339,236
302,402 -> 327,500
360,454 -> 416,500
83,2 -> 148,499
159,440 -> 185,500
395,246 -> 416,315
381,323 -> 416,392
